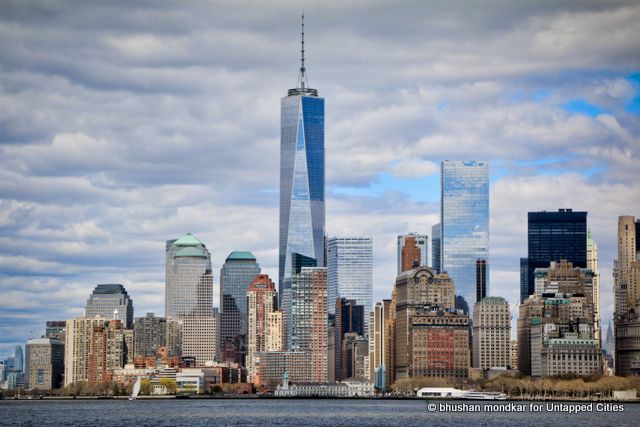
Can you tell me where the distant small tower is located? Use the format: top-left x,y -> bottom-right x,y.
282,370 -> 289,390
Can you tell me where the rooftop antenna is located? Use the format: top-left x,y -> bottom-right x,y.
298,13 -> 308,89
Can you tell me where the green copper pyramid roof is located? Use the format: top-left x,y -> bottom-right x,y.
175,246 -> 207,258
173,233 -> 203,246
226,251 -> 256,261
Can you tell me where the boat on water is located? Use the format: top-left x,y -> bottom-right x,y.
129,377 -> 141,401
462,390 -> 507,400
416,387 -> 507,400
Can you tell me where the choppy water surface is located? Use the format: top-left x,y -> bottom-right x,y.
0,398 -> 636,426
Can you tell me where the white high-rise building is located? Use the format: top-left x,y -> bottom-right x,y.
327,237 -> 373,315
472,297 -> 511,369
587,229 -> 601,346
397,233 -> 428,274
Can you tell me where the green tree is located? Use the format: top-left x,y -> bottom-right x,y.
159,378 -> 177,394
140,379 -> 152,395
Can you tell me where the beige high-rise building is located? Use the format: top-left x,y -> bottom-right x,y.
614,216 -> 637,316
64,316 -> 107,386
587,229 -> 601,346
266,311 -> 285,352
165,233 -> 218,365
246,274 -> 277,383
368,300 -> 393,390
25,338 -> 64,390
510,340 -> 518,370
472,297 -> 510,369
614,215 -> 640,376
290,267 -> 328,383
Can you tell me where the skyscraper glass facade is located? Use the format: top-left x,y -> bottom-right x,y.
441,160 -> 489,314
327,237 -> 373,315
432,223 -> 441,274
85,284 -> 134,328
526,209 -> 587,301
219,251 -> 260,362
279,84 -> 325,301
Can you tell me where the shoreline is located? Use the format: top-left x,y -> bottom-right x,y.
2,395 -> 639,403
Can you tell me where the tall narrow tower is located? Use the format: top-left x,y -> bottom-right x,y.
279,15 -> 325,306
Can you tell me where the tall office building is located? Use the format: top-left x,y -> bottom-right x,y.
613,215 -> 640,376
85,284 -> 134,328
290,267 -> 328,382
14,345 -> 23,373
368,300 -> 393,391
165,233 -> 218,365
219,251 -> 260,364
586,229 -> 601,346
525,209 -> 587,302
283,252 -> 317,349
279,16 -> 325,303
327,237 -> 373,315
25,338 -> 64,390
431,224 -> 441,274
64,316 -> 107,386
246,274 -> 278,383
440,160 -> 489,314
475,259 -> 487,303
397,233 -> 428,274
472,297 -> 510,369
519,258 -> 528,303
394,266 -> 466,379
334,298 -> 365,381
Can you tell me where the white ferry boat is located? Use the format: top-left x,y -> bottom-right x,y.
462,390 -> 507,400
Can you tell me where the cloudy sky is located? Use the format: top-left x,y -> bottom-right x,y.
1,0 -> 639,359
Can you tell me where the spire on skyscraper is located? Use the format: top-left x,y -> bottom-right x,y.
298,13 -> 308,90
289,14 -> 317,96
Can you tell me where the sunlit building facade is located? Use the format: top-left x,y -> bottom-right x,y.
327,237 -> 373,315
440,160 -> 489,314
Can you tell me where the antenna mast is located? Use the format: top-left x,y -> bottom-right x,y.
299,13 -> 308,89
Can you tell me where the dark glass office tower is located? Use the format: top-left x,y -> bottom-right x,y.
475,259 -> 487,303
525,209 -> 587,301
279,17 -> 325,302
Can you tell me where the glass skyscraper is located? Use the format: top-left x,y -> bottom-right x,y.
327,237 -> 373,315
431,223 -> 441,273
219,251 -> 260,363
526,209 -> 587,302
85,284 -> 134,328
440,160 -> 489,314
279,21 -> 325,303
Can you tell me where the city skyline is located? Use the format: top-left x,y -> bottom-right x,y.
1,1 -> 639,359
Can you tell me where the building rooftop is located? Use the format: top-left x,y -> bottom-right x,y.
226,251 -> 256,261
173,233 -> 204,246
92,284 -> 128,295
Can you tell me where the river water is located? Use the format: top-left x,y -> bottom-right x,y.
0,398 -> 636,426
